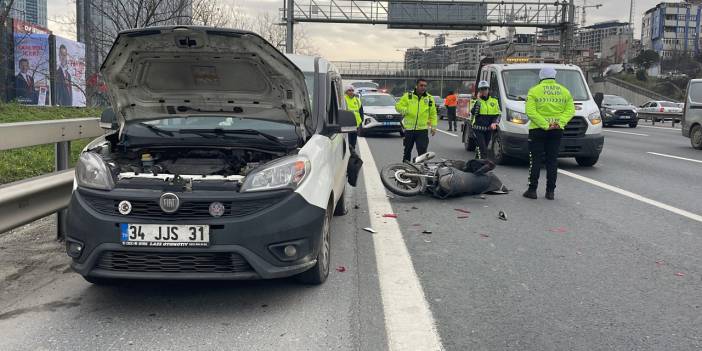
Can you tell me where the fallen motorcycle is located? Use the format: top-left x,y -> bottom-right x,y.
380,152 -> 508,198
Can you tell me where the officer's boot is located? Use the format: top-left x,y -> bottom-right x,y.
545,189 -> 555,200
522,188 -> 537,200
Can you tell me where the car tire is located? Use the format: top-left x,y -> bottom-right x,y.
83,276 -> 116,285
490,132 -> 511,165
296,201 -> 332,285
333,188 -> 347,216
691,125 -> 702,150
629,123 -> 637,128
575,156 -> 599,167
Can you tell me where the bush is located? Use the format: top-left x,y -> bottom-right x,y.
636,69 -> 647,81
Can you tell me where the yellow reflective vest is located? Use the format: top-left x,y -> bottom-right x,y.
525,79 -> 575,130
344,94 -> 363,127
394,91 -> 438,130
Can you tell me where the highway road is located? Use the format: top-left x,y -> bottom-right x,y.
1,120 -> 701,350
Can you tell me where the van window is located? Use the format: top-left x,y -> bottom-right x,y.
328,79 -> 339,124
689,82 -> 702,103
502,69 -> 590,101
489,71 -> 500,101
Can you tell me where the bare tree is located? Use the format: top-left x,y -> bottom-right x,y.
250,12 -> 318,56
191,0 -> 250,29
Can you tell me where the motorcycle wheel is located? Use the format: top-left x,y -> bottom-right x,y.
380,163 -> 425,197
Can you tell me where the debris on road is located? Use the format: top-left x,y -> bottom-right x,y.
655,260 -> 666,266
336,266 -> 347,273
454,208 -> 471,214
411,206 -> 419,210
576,251 -> 583,255
382,213 -> 398,218
675,272 -> 685,277
480,234 -> 490,238
354,204 -> 360,209
363,227 -> 377,233
498,211 -> 507,221
457,216 -> 470,219
549,227 -> 568,233
422,230 -> 433,234
412,224 -> 422,227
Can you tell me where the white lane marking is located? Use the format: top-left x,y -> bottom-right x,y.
603,129 -> 649,137
358,138 -> 444,351
638,125 -> 680,131
647,152 -> 702,164
436,129 -> 458,137
558,169 -> 702,224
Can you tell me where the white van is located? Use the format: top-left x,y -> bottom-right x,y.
461,63 -> 604,166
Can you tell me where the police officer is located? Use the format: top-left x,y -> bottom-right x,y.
470,80 -> 500,159
344,85 -> 363,150
395,79 -> 438,162
523,67 -> 575,200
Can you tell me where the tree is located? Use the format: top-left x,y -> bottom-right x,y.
632,50 -> 660,70
191,0 -> 249,29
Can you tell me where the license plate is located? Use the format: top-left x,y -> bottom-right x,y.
120,224 -> 210,247
383,122 -> 401,126
619,115 -> 630,119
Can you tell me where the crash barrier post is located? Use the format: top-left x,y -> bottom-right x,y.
0,118 -> 102,238
638,112 -> 682,127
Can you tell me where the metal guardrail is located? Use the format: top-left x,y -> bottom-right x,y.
605,77 -> 680,103
0,117 -> 103,237
637,111 -> 682,127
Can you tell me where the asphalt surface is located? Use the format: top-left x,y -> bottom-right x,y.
1,119 -> 701,350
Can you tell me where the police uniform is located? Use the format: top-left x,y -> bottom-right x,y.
523,67 -> 575,200
395,90 -> 438,162
344,92 -> 363,150
444,92 -> 458,131
470,95 -> 501,159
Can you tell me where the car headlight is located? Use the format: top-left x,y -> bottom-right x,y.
506,109 -> 529,125
76,152 -> 115,190
241,156 -> 310,192
587,111 -> 602,125
605,108 -> 617,115
364,113 -> 377,119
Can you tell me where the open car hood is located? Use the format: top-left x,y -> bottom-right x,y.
100,26 -> 310,130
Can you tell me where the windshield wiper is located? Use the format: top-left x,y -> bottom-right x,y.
178,128 -> 289,148
137,122 -> 174,137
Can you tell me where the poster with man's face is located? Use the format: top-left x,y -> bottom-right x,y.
55,36 -> 87,107
14,32 -> 51,106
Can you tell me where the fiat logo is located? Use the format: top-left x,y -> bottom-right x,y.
118,200 -> 132,215
159,193 -> 180,213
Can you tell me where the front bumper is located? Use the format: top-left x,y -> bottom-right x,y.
65,188 -> 326,280
604,113 -> 638,125
361,117 -> 403,132
500,131 -> 604,159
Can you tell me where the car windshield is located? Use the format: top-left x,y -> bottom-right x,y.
135,116 -> 295,133
304,73 -> 315,110
352,82 -> 378,88
660,101 -> 678,107
502,69 -> 590,101
361,95 -> 397,106
603,96 -> 630,105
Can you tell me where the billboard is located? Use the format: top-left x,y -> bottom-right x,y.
387,1 -> 487,30
13,31 -> 51,105
54,36 -> 87,107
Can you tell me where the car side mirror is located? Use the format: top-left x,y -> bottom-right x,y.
338,110 -> 358,133
99,108 -> 117,130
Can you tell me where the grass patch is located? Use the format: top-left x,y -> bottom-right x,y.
612,73 -> 685,101
0,103 -> 104,185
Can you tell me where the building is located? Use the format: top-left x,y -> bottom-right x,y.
578,21 -> 633,55
2,0 -> 47,27
403,48 -> 425,70
451,38 -> 484,70
641,2 -> 702,59
482,34 -> 560,62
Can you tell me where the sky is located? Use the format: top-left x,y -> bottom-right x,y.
47,0 -> 667,61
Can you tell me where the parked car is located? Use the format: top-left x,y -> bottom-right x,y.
358,92 -> 403,136
463,62 -> 604,167
344,80 -> 379,95
639,100 -> 683,122
601,94 -> 639,128
434,96 -> 447,120
65,26 -> 358,285
683,79 -> 702,149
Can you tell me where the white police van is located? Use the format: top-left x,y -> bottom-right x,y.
462,61 -> 604,166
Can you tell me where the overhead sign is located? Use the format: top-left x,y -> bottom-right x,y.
387,1 -> 487,30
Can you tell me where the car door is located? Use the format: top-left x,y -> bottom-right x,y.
326,74 -> 348,202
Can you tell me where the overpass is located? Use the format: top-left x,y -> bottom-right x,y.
331,61 -> 477,81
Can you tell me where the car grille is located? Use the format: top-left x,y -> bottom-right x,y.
96,251 -> 253,273
84,196 -> 281,220
374,114 -> 402,122
563,116 -> 587,138
614,110 -> 635,117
